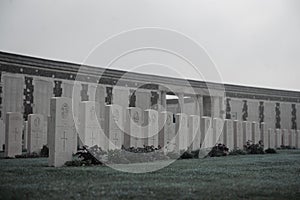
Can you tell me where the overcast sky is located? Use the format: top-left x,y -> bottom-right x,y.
0,0 -> 299,91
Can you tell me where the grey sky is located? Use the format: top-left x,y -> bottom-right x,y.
0,0 -> 299,91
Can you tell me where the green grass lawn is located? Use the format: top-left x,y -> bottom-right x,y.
0,150 -> 300,200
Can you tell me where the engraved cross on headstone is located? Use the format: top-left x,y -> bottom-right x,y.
61,131 -> 68,151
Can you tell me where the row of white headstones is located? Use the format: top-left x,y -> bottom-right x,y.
2,97 -> 300,167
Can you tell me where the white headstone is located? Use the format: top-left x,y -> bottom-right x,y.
268,128 -> 275,149
79,101 -> 105,149
213,118 -> 224,144
189,115 -> 200,151
4,112 -> 22,157
224,119 -> 234,150
48,97 -> 75,167
175,113 -> 188,151
290,130 -> 296,148
27,114 -> 44,153
296,130 -> 300,149
251,122 -> 260,144
126,107 -> 143,148
160,111 -> 176,153
242,121 -> 252,143
0,120 -> 5,151
282,129 -> 289,147
233,120 -> 243,149
275,129 -> 282,148
261,123 -> 268,149
201,117 -> 213,148
144,109 -> 159,147
105,104 -> 124,150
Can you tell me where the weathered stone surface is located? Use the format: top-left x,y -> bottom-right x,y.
233,120 -> 243,149
223,119 -> 234,150
251,122 -> 260,144
105,104 -> 124,150
175,113 -> 188,151
242,121 -> 252,143
144,109 -> 159,147
79,101 -> 105,149
0,120 -> 5,151
275,129 -> 282,148
27,114 -> 44,153
268,128 -> 275,149
282,129 -> 289,146
160,111 -> 176,153
4,112 -> 22,157
296,130 -> 300,149
261,123 -> 268,149
201,117 -> 213,148
289,130 -> 296,148
189,115 -> 200,151
125,107 -> 143,148
48,97 -> 75,167
213,118 -> 224,145
23,121 -> 28,150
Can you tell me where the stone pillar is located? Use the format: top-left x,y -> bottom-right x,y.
177,93 -> 185,114
2,73 -> 24,122
4,112 -> 22,157
160,91 -> 167,111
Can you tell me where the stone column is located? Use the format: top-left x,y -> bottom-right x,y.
233,120 -> 243,149
160,91 -> 167,111
177,93 -> 185,114
275,129 -> 282,149
33,78 -> 53,117
189,115 -> 200,151
224,119 -> 234,150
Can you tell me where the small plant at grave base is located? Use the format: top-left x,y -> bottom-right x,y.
40,145 -> 49,157
265,148 -> 277,154
243,140 -> 265,154
229,148 -> 247,156
281,145 -> 292,150
73,145 -> 104,166
205,144 -> 229,158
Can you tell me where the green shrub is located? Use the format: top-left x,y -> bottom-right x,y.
206,144 -> 229,157
265,148 -> 277,154
243,140 -> 264,154
229,149 -> 247,156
